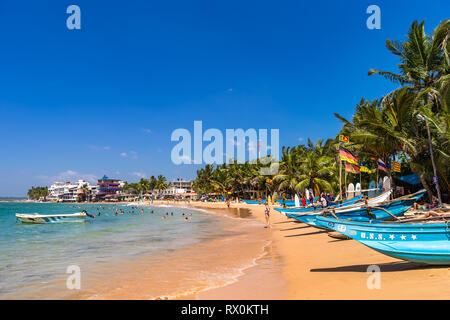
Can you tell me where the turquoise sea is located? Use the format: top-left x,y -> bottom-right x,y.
0,202 -> 266,299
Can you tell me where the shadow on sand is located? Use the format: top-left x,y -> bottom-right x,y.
310,261 -> 448,273
279,225 -> 312,231
284,230 -> 328,237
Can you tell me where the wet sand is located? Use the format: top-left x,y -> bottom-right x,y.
61,204 -> 287,300
176,201 -> 450,300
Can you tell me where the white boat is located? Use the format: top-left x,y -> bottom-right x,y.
277,190 -> 392,216
15,212 -> 87,224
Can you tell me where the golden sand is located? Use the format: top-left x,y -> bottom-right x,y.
176,201 -> 450,300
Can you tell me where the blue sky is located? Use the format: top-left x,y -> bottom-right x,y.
0,0 -> 448,196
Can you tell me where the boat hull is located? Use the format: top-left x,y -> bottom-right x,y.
241,199 -> 267,205
316,216 -> 450,265
275,194 -> 364,214
287,196 -> 421,230
16,213 -> 86,224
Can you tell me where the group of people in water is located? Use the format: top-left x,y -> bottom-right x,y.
76,205 -> 192,222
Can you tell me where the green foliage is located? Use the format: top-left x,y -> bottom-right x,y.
27,186 -> 49,200
193,20 -> 449,200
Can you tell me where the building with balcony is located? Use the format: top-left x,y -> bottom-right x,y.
47,180 -> 100,202
97,175 -> 124,201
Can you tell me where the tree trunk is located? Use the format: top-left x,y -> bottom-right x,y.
416,171 -> 433,201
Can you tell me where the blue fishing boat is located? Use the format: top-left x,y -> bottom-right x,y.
287,191 -> 425,230
275,196 -> 319,207
275,194 -> 364,214
241,199 -> 267,204
315,215 -> 450,265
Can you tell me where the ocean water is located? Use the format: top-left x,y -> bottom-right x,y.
0,202 -> 270,299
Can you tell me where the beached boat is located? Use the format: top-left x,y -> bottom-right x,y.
287,191 -> 425,230
315,215 -> 450,265
15,212 -> 87,224
275,196 -> 319,207
275,194 -> 365,214
277,190 -> 392,215
241,199 -> 267,204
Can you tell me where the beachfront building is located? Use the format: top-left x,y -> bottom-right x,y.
47,180 -> 99,202
97,175 -> 125,201
47,182 -> 73,202
158,179 -> 195,198
170,179 -> 193,193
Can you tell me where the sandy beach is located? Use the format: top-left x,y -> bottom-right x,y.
160,201 -> 450,300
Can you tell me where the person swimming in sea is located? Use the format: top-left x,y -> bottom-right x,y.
82,210 -> 95,218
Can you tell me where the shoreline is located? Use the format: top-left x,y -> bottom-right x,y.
181,201 -> 450,300
161,202 -> 288,300
5,200 -> 450,299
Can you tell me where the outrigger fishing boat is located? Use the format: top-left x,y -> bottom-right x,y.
315,214 -> 450,265
287,190 -> 425,230
241,199 -> 267,204
275,194 -> 365,215
15,212 -> 87,224
276,190 -> 393,215
275,196 -> 319,207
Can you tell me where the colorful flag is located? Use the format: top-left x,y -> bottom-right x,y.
378,159 -> 387,172
359,161 -> 373,173
370,155 -> 377,161
339,146 -> 359,165
345,163 -> 360,173
392,161 -> 401,173
339,135 -> 349,143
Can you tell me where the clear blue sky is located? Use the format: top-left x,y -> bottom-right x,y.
0,0 -> 448,196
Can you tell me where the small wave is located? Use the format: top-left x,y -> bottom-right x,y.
149,240 -> 273,300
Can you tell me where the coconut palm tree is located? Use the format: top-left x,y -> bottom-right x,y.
156,175 -> 169,192
274,140 -> 336,196
80,184 -> 90,202
366,19 -> 449,201
368,19 -> 449,101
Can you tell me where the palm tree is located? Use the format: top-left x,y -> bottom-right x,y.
368,19 -> 449,101
156,175 -> 169,192
81,184 -> 90,202
274,140 -> 336,197
366,19 -> 449,201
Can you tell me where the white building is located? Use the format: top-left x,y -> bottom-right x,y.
48,180 -> 98,202
158,179 -> 193,196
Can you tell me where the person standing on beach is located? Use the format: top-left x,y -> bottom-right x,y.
264,203 -> 271,228
226,197 -> 230,208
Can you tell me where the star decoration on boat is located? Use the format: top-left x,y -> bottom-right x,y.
411,235 -> 417,240
400,235 -> 406,240
389,234 -> 395,240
